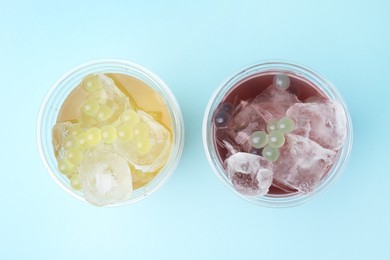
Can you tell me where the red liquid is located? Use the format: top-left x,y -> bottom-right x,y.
213,72 -> 329,195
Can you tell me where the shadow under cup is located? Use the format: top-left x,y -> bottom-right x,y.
202,61 -> 353,207
37,59 -> 184,206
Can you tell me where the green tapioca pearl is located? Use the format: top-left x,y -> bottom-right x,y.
273,74 -> 290,90
250,131 -> 268,149
277,117 -> 295,133
262,145 -> 280,162
268,131 -> 285,148
267,119 -> 278,133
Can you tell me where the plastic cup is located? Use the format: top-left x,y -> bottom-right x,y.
202,61 -> 353,207
37,59 -> 184,206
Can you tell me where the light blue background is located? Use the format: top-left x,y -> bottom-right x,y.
1,0 -> 389,259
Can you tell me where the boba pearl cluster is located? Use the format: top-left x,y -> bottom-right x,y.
250,116 -> 295,162
57,75 -> 152,186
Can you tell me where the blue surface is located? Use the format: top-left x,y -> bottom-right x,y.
1,0 -> 389,259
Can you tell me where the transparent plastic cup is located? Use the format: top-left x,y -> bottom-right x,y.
37,59 -> 184,206
203,61 -> 353,207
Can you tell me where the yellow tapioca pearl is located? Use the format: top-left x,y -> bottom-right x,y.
133,122 -> 149,138
86,127 -> 102,146
63,136 -> 77,149
70,174 -> 82,190
58,158 -> 75,175
117,123 -> 134,142
96,104 -> 113,122
100,125 -> 117,144
76,132 -> 90,150
65,146 -> 84,165
120,109 -> 140,126
135,136 -> 152,155
69,125 -> 83,137
81,98 -> 100,116
83,74 -> 103,93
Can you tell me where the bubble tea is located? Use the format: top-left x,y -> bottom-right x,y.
51,71 -> 176,206
203,62 -> 352,206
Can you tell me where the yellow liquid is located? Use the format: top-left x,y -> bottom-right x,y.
56,73 -> 173,189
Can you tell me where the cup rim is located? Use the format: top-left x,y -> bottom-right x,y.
37,58 -> 185,206
202,60 -> 353,207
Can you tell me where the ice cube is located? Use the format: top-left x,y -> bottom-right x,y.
252,85 -> 301,122
229,101 -> 267,131
79,148 -> 133,206
273,134 -> 336,193
286,100 -> 347,150
224,152 -> 273,196
52,121 -> 74,159
217,139 -> 238,157
255,85 -> 299,104
114,110 -> 172,173
227,101 -> 267,152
